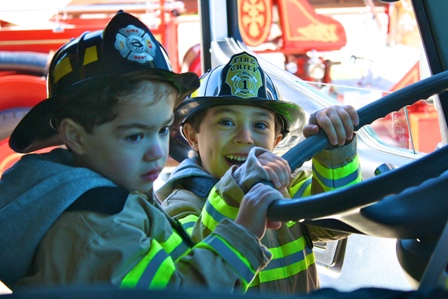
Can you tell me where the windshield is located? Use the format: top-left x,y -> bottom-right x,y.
242,0 -> 442,155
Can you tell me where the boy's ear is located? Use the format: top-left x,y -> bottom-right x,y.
182,123 -> 199,151
273,134 -> 283,147
59,119 -> 87,155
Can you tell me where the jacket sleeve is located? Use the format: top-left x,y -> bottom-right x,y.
290,136 -> 361,198
196,148 -> 276,240
160,188 -> 205,236
289,136 -> 361,241
121,218 -> 272,292
163,175 -> 250,243
19,193 -> 271,292
161,148 -> 272,242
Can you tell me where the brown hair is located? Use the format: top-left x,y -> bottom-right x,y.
52,79 -> 177,134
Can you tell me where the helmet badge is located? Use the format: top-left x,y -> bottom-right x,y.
115,24 -> 156,64
225,52 -> 263,98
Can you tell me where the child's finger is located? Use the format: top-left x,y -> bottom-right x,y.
258,153 -> 291,189
343,105 -> 359,126
266,220 -> 282,230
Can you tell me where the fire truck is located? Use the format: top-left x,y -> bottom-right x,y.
0,0 -> 351,174
0,0 -> 442,173
182,0 -> 352,85
180,0 -> 441,154
0,0 -> 185,174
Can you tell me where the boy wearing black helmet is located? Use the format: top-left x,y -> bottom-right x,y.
0,13 -> 279,291
157,51 -> 360,295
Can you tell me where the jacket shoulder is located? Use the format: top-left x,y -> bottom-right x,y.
66,186 -> 129,215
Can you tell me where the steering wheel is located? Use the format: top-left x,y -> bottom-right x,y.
267,69 -> 448,240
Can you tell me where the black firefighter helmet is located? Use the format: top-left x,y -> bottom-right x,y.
169,51 -> 306,162
10,11 -> 199,153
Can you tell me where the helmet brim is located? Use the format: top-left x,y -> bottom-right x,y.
9,70 -> 199,153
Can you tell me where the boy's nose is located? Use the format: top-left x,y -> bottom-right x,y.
144,141 -> 165,161
234,127 -> 254,144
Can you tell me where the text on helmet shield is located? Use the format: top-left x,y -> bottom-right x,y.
225,52 -> 263,99
115,25 -> 156,64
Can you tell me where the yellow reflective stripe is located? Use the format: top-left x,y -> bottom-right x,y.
290,177 -> 312,198
159,232 -> 181,254
159,231 -> 190,261
120,240 -> 175,290
177,214 -> 199,236
314,154 -> 360,180
313,155 -> 361,191
201,187 -> 239,231
286,220 -> 296,228
147,253 -> 176,289
256,249 -> 315,283
249,275 -> 260,287
249,237 -> 315,285
266,237 -> 308,272
201,200 -> 220,231
269,237 -> 307,259
196,235 -> 256,290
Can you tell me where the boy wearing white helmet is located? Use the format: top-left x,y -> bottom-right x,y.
0,13 -> 279,291
157,51 -> 360,295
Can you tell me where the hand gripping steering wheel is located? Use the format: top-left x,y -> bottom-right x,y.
267,69 -> 448,240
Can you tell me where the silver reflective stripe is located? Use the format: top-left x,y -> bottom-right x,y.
135,249 -> 168,289
170,240 -> 190,261
294,177 -> 312,197
204,199 -> 227,223
264,245 -> 313,270
206,236 -> 254,283
181,221 -> 195,230
312,164 -> 360,188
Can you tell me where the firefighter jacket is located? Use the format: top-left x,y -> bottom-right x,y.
157,137 -> 360,295
0,148 -> 272,291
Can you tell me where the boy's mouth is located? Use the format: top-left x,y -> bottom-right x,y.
225,154 -> 247,166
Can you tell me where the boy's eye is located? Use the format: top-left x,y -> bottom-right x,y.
254,122 -> 268,129
159,126 -> 170,135
126,133 -> 143,142
218,119 -> 234,126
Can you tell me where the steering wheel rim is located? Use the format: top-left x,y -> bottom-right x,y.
270,145 -> 448,219
267,69 -> 448,231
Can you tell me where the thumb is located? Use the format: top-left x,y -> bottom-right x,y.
266,220 -> 282,230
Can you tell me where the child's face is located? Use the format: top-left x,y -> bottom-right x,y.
184,105 -> 282,179
74,84 -> 175,193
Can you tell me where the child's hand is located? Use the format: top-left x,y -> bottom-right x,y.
257,151 -> 291,191
303,105 -> 359,146
235,183 -> 282,239
233,147 -> 291,193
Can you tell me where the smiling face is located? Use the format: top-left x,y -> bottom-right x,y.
183,105 -> 282,179
63,80 -> 176,193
